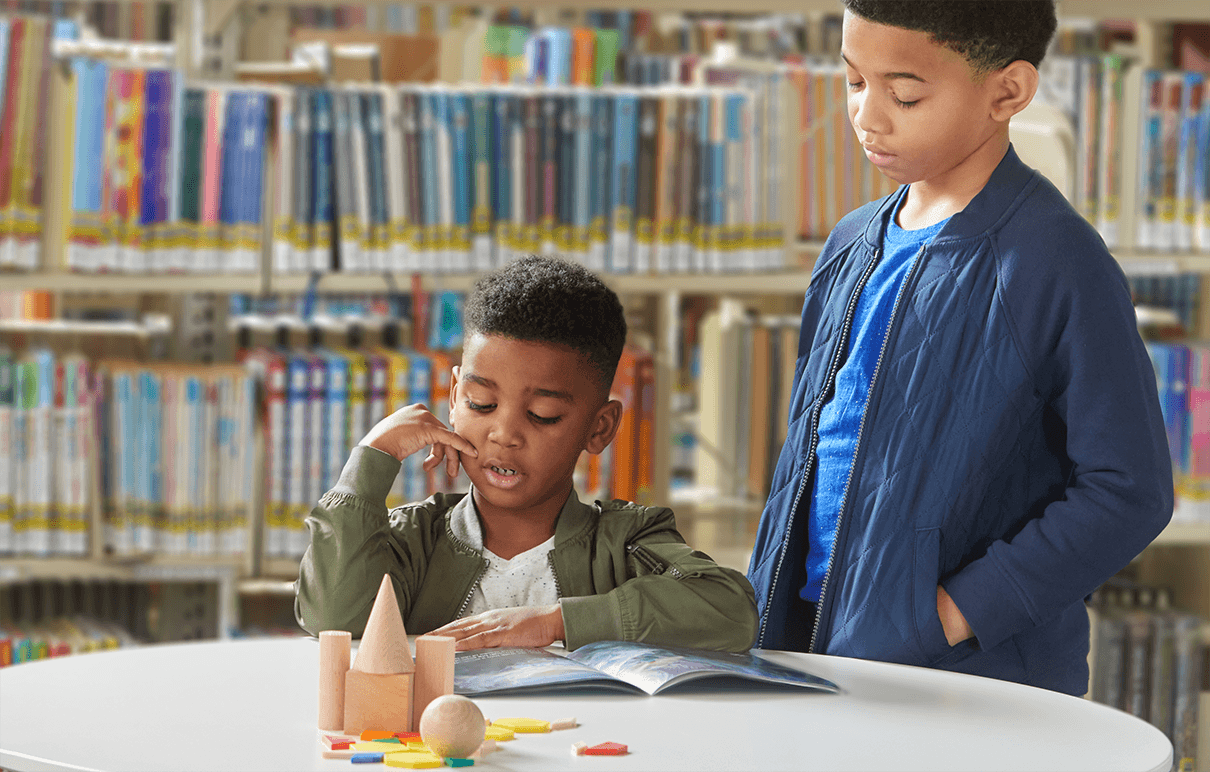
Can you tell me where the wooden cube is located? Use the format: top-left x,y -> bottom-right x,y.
344,669 -> 414,736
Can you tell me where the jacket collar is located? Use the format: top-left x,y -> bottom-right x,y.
447,486 -> 597,552
861,144 -> 1037,248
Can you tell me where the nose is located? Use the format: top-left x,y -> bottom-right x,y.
849,88 -> 890,139
486,406 -> 525,449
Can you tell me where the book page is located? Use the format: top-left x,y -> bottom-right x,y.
566,641 -> 840,696
454,647 -> 636,696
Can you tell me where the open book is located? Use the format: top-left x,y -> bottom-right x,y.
453,640 -> 840,697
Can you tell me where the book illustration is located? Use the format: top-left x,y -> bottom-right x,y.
453,640 -> 840,697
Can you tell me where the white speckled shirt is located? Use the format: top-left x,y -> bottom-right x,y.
459,516 -> 559,617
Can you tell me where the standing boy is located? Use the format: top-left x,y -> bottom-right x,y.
297,256 -> 757,652
748,0 -> 1172,694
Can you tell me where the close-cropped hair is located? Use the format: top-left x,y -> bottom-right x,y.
464,255 -> 627,391
844,0 -> 1057,74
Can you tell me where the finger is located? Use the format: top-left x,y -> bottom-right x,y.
430,620 -> 471,640
434,428 -> 478,458
445,445 -> 461,478
422,450 -> 441,471
454,629 -> 501,652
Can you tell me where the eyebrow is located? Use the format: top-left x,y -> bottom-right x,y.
463,374 -> 575,403
840,52 -> 928,83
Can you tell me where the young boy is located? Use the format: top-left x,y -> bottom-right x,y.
296,256 -> 758,653
748,0 -> 1172,695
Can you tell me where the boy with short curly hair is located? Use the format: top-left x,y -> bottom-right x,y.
748,0 -> 1172,694
297,255 -> 758,652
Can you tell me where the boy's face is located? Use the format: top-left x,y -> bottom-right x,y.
450,333 -> 618,520
841,10 -> 1003,188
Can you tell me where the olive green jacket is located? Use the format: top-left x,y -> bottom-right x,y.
295,446 -> 758,652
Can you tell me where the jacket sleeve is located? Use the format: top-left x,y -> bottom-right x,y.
560,507 -> 760,653
295,445 -> 432,637
943,222 -> 1174,652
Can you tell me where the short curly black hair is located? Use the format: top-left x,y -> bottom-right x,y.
464,256 -> 627,391
844,0 -> 1057,75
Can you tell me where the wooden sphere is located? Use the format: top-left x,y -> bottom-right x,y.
419,694 -> 486,759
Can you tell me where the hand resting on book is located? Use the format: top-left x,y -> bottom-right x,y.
431,603 -> 566,651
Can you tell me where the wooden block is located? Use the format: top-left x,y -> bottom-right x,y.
571,742 -> 588,756
318,630 -> 352,732
483,725 -> 514,741
383,750 -> 444,769
550,717 -> 577,731
361,730 -> 397,741
491,717 -> 550,733
344,669 -> 414,736
351,752 -> 385,763
412,635 -> 455,722
355,741 -> 406,752
321,734 -> 356,750
321,748 -> 356,760
353,574 -> 415,675
584,742 -> 628,756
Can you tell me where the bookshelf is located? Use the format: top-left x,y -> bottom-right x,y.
2,0 -> 1209,658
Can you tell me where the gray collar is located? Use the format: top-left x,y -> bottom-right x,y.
446,486 -> 597,551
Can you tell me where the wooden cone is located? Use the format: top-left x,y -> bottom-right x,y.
352,573 -> 415,675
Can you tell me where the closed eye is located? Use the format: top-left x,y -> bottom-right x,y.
466,399 -> 494,412
529,412 -> 562,425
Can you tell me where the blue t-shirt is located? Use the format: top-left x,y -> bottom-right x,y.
800,213 -> 950,603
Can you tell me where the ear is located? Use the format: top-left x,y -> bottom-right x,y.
988,60 -> 1039,123
449,365 -> 461,429
584,398 -> 623,455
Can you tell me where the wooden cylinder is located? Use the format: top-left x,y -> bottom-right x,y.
413,635 -> 456,724
318,630 -> 352,732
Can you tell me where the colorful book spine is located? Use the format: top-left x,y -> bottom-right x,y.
404,351 -> 431,502
433,89 -> 454,270
198,87 -> 225,273
471,90 -> 493,270
571,89 -> 593,266
178,87 -> 205,273
492,91 -> 514,268
365,91 -> 391,273
1156,72 -> 1185,252
291,88 -> 314,273
311,88 -> 335,273
0,348 -> 13,554
1095,55 -> 1124,249
1175,72 -> 1204,253
449,88 -> 472,271
380,84 -> 409,274
610,91 -> 638,273
632,93 -> 657,274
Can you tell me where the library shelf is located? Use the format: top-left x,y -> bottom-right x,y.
0,555 -> 246,585
1151,521 -> 1210,547
0,272 -> 263,294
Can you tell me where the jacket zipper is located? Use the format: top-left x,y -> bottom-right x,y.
547,552 -> 565,596
807,245 -> 927,654
626,543 -> 685,578
454,557 -> 489,619
756,248 -> 882,648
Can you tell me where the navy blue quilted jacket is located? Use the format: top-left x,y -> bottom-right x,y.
748,146 -> 1173,695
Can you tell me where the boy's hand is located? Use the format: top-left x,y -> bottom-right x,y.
430,605 -> 566,651
937,586 -> 973,646
360,403 -> 478,477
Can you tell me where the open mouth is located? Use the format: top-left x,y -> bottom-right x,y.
484,463 -> 523,489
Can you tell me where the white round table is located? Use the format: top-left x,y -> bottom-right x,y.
0,638 -> 1172,772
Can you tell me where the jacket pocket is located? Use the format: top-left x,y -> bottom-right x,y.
913,528 -> 966,666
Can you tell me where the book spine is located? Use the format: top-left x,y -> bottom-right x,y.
522,91 -> 540,258
1199,92 -> 1210,253
1096,55 -> 1124,248
0,348 -> 13,554
292,89 -> 313,274
286,355 -> 309,558
312,89 -> 335,273
632,93 -> 657,275
539,90 -> 559,254
449,89 -> 472,272
404,352 -> 431,501
492,91 -> 513,268
471,90 -> 493,270
381,85 -> 408,274
324,354 -> 349,493
1175,73 -> 1204,253
675,93 -> 698,273
434,89 -> 454,270
419,89 -> 439,272
199,87 -> 225,273
610,92 -> 638,273
365,91 -> 391,273
572,90 -> 592,266
68,57 -> 107,273
654,92 -> 678,274
1157,72 -> 1185,252
402,89 -> 425,271
331,89 -> 356,272
27,351 -> 53,556
217,91 -> 242,270
708,92 -> 726,274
